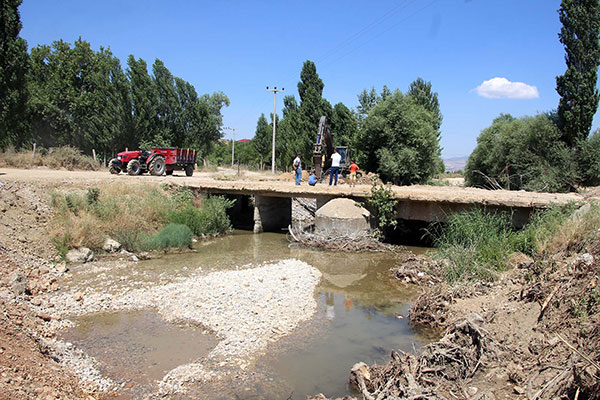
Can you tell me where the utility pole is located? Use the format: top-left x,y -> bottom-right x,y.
223,126 -> 236,168
266,86 -> 284,174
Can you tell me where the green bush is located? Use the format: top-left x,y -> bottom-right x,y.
145,223 -> 193,250
465,114 -> 577,193
365,183 -> 398,236
111,230 -> 150,253
576,130 -> 600,186
432,209 -> 515,283
169,196 -> 234,236
432,205 -> 578,284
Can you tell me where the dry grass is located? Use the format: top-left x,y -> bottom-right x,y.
49,183 -> 173,253
536,202 -> 600,255
48,182 -> 235,254
0,146 -> 100,170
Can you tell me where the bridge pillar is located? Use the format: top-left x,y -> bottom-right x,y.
253,195 -> 291,233
315,195 -> 335,211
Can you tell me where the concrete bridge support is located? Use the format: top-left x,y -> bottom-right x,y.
315,195 -> 335,211
253,195 -> 292,233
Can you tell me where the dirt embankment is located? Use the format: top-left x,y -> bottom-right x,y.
312,226 -> 600,399
0,182 -> 90,400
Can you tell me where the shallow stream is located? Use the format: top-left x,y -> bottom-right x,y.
61,231 -> 432,399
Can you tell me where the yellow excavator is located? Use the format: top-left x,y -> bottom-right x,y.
313,116 -> 359,181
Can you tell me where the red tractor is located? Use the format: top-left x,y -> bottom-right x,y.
109,148 -> 197,176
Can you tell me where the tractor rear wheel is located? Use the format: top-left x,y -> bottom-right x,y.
149,156 -> 166,176
185,164 -> 194,177
127,159 -> 141,175
109,166 -> 120,174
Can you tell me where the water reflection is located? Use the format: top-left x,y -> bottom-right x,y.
65,230 -> 432,399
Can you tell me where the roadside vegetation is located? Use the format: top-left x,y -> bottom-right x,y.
430,203 -> 584,283
49,183 -> 234,256
0,146 -> 100,170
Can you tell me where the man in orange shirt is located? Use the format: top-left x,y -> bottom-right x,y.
349,160 -> 359,187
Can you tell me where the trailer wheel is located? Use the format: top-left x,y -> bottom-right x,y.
185,165 -> 194,177
149,156 -> 166,176
127,159 -> 141,175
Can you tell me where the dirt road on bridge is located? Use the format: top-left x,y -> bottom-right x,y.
0,167 -> 583,208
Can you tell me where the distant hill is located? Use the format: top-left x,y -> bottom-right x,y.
443,156 -> 468,172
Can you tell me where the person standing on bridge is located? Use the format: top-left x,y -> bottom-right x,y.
329,149 -> 341,186
293,153 -> 302,185
349,160 -> 359,188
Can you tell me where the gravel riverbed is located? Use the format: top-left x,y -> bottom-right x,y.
43,258 -> 322,395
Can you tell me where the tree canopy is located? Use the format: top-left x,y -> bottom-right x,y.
354,89 -> 443,185
0,0 -> 29,148
555,0 -> 600,146
465,114 -> 576,192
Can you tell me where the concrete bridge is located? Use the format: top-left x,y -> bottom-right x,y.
189,181 -> 582,233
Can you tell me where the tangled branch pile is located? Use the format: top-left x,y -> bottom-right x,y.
288,225 -> 398,252
310,315 -> 498,400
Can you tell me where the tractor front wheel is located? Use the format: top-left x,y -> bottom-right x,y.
166,169 -> 173,176
127,159 -> 141,176
149,156 -> 166,176
185,164 -> 194,177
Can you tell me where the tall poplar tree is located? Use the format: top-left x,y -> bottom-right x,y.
253,113 -> 271,169
0,0 -> 28,148
555,0 -> 600,146
127,55 -> 159,146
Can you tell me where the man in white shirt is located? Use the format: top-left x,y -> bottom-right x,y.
293,153 -> 302,185
329,149 -> 342,186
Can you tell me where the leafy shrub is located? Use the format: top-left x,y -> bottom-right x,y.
432,209 -> 515,282
145,223 -> 193,250
365,183 -> 398,236
169,196 -> 235,236
86,187 -> 100,206
576,130 -> 600,186
431,204 -> 579,284
465,114 -> 577,193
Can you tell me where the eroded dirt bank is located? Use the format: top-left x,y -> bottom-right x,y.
312,222 -> 600,399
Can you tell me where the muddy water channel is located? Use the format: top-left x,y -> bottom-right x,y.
59,231 -> 431,399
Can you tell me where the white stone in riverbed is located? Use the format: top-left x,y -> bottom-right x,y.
47,259 -> 322,393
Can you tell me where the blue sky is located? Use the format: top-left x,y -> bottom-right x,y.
19,0 -> 600,158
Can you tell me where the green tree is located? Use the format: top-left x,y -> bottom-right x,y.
127,55 -> 159,146
195,91 -> 229,160
330,102 -> 357,146
253,113 -> 271,169
296,60 -> 332,162
28,39 -> 130,154
0,0 -> 29,148
276,95 -> 301,170
407,77 -> 443,132
152,59 -> 179,145
356,87 -> 379,120
354,90 -> 442,185
465,114 -> 577,192
555,0 -> 600,146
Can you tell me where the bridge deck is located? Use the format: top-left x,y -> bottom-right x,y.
189,180 -> 582,209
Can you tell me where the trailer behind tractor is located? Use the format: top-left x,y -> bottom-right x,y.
109,148 -> 197,176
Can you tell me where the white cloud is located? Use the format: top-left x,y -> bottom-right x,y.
474,77 -> 539,99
